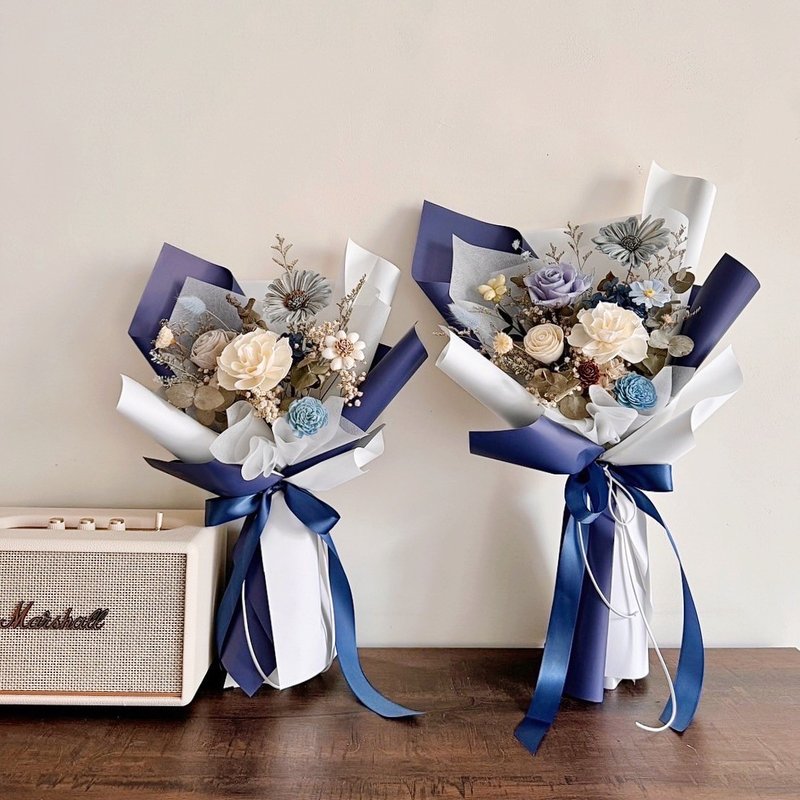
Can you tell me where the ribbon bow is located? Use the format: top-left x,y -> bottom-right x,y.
147,456 -> 421,719
470,421 -> 704,755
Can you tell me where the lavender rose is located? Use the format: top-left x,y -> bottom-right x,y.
524,263 -> 592,308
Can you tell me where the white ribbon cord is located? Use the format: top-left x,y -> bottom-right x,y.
576,521 -> 637,619
603,466 -> 678,733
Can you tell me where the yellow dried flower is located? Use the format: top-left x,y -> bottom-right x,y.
477,275 -> 508,303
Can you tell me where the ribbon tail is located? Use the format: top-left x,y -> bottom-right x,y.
210,495 -> 272,662
628,487 -> 704,732
515,515 -> 586,754
564,510 -> 616,703
238,553 -> 277,690
319,532 -> 422,718
219,602 -> 265,696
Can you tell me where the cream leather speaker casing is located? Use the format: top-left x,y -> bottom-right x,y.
0,508 -> 226,706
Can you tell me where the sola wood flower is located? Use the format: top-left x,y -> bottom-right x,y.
264,269 -> 332,326
592,215 -> 670,269
614,373 -> 658,410
286,396 -> 329,438
321,330 -> 366,371
523,323 -> 565,364
567,302 -> 649,364
576,359 -> 601,387
190,329 -> 235,370
216,330 -> 293,392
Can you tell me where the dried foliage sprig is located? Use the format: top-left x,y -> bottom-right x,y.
271,234 -> 298,272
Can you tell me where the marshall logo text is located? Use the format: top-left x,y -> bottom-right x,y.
0,601 -> 109,631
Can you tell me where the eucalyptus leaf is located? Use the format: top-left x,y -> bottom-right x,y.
669,270 -> 695,294
194,385 -> 225,411
641,354 -> 666,376
309,361 -> 330,375
559,393 -> 589,420
531,368 -> 556,392
649,328 -> 672,350
291,369 -> 318,391
165,382 -> 197,409
219,388 -> 237,404
531,368 -> 579,401
194,407 -> 217,426
667,334 -> 694,358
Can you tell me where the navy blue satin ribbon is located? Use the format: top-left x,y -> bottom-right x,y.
207,480 -> 422,718
514,460 -> 703,755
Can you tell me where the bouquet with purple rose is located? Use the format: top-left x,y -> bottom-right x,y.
413,163 -> 759,754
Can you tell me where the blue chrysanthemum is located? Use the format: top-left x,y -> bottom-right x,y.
286,397 -> 329,437
614,373 -> 658,411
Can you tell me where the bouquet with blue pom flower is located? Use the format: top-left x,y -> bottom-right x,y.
413,163 -> 760,754
118,235 -> 426,716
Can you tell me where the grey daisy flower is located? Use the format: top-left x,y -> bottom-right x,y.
592,215 -> 671,269
264,269 -> 332,326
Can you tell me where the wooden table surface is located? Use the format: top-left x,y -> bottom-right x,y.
0,648 -> 797,800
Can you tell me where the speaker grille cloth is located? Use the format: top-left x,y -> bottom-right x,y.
0,550 -> 186,694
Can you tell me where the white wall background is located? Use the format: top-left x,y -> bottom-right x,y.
1,1 -> 797,649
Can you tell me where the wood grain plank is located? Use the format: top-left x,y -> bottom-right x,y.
0,649 -> 797,800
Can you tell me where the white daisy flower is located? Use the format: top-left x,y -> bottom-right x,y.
321,330 -> 366,371
629,279 -> 672,309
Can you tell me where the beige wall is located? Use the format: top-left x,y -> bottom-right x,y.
1,0 -> 797,647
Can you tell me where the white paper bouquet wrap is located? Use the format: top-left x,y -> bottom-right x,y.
120,240 -> 426,716
414,163 -> 759,754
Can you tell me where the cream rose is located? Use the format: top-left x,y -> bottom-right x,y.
523,323 -> 565,364
216,329 -> 292,392
190,329 -> 235,370
567,302 -> 649,364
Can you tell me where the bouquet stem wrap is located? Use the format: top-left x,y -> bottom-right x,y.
471,421 -> 702,753
147,450 -> 420,717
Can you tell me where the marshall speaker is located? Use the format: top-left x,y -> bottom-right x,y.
0,508 -> 226,706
